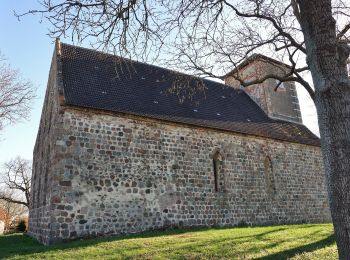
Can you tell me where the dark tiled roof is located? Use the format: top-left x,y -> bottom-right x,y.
59,43 -> 320,146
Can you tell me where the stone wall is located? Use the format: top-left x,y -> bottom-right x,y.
28,43 -> 65,244
34,105 -> 330,244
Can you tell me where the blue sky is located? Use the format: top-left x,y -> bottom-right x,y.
0,1 -> 71,164
0,1 -> 319,166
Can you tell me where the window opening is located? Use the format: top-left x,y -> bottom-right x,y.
264,156 -> 276,195
213,151 -> 223,192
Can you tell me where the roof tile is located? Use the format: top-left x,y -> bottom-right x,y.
59,43 -> 320,146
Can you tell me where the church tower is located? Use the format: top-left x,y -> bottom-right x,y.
224,54 -> 302,124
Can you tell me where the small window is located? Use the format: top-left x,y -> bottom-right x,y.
264,156 -> 276,195
275,80 -> 286,90
213,151 -> 223,192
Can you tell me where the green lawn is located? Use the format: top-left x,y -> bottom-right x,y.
0,224 -> 337,259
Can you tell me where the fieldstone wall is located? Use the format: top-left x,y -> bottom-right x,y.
31,105 -> 330,244
28,44 -> 65,245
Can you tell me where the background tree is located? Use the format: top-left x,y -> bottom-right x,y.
0,157 -> 31,208
0,192 -> 27,232
15,219 -> 27,232
0,51 -> 35,131
19,0 -> 350,258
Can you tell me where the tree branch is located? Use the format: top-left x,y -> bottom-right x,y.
337,22 -> 350,40
0,195 -> 28,208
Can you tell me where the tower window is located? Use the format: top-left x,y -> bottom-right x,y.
275,80 -> 286,90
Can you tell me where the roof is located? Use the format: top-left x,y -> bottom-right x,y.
58,42 -> 320,146
224,53 -> 291,78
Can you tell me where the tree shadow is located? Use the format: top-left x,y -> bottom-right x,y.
257,234 -> 335,260
0,227 -> 239,259
254,227 -> 287,240
0,225 -> 335,259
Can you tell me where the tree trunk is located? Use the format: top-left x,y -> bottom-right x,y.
297,0 -> 350,258
316,74 -> 350,259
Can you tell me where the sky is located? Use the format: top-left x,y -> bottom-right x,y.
0,1 -> 319,166
0,1 -> 67,164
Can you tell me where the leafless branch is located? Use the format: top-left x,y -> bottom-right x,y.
337,22 -> 350,40
17,0 -> 348,104
0,157 -> 32,208
0,51 -> 36,131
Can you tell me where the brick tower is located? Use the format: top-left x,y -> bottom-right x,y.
224,54 -> 302,124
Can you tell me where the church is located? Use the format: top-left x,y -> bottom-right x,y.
28,40 -> 331,245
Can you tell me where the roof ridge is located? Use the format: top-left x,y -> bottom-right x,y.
224,53 -> 292,78
60,42 -> 227,88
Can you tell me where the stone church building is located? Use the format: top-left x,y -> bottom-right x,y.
29,40 -> 331,245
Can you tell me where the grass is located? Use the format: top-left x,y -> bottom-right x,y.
0,224 -> 337,259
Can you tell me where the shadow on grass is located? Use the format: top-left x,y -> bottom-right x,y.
258,234 -> 335,260
0,225 -> 335,259
0,227 -> 227,259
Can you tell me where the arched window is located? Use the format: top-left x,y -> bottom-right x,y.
264,156 -> 276,195
213,151 -> 223,192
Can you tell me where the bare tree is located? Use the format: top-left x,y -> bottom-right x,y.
0,52 -> 36,131
18,0 -> 350,257
0,157 -> 31,208
0,192 -> 27,232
